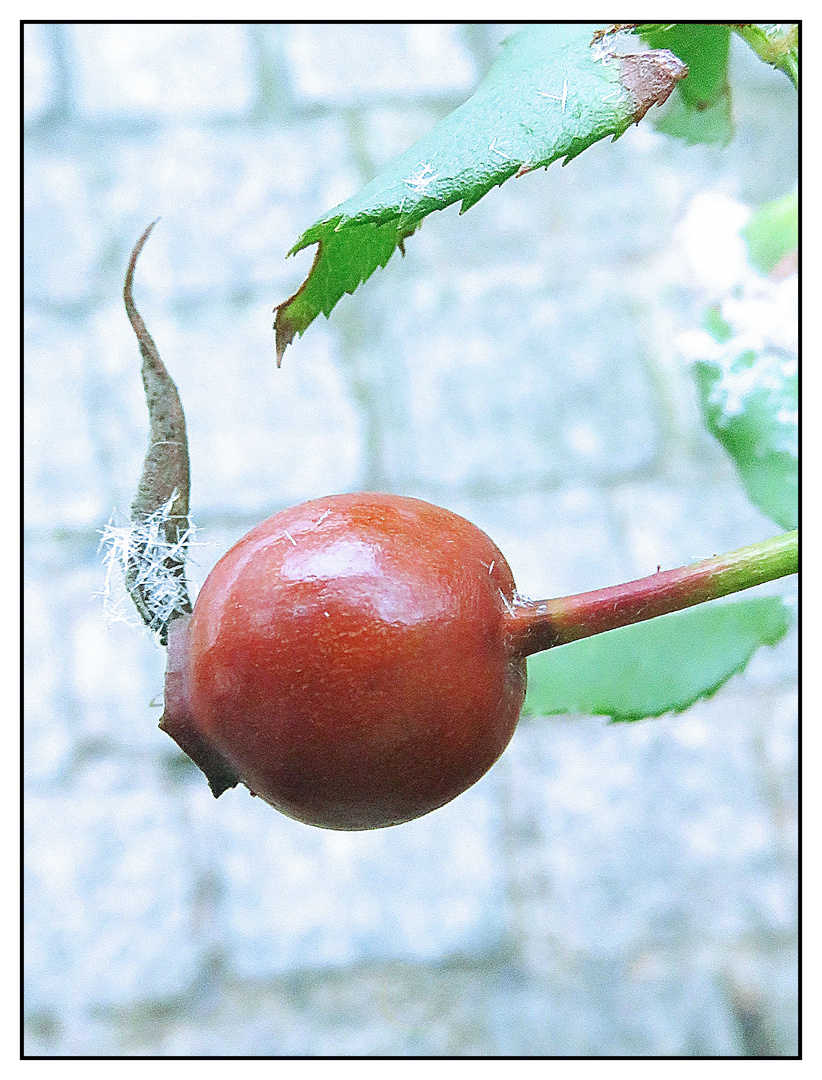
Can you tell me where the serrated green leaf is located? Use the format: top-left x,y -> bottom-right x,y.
695,348 -> 797,530
742,192 -> 798,276
522,597 -> 791,722
639,24 -> 733,145
274,24 -> 686,362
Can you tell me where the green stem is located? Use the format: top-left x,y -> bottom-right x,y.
507,531 -> 798,657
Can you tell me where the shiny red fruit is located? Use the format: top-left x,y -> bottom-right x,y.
162,492 -> 527,829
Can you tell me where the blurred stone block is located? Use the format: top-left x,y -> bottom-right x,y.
179,314 -> 365,517
24,773 -> 201,1012
25,542 -> 168,761
180,769 -> 507,978
24,155 -> 106,308
611,481 -> 791,578
501,688 -> 796,968
453,488 -> 632,602
24,313 -> 109,530
23,23 -> 58,125
352,255 -> 660,493
68,24 -> 257,120
99,120 -> 359,305
283,24 -> 477,104
358,105 -> 451,169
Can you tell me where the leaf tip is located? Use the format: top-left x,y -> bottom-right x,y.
619,48 -> 689,123
273,305 -> 297,367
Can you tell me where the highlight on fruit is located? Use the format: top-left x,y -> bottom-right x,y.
104,224 -> 798,831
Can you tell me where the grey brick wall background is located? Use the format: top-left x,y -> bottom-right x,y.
24,23 -> 798,1056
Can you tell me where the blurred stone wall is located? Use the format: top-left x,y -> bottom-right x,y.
24,23 -> 798,1056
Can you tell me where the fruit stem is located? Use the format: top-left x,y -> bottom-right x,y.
507,530 -> 798,657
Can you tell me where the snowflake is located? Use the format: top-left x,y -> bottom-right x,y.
404,162 -> 436,196
97,492 -> 204,638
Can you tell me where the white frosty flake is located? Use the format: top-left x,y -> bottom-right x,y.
685,337 -> 797,459
720,275 -> 798,356
675,194 -> 797,460
97,493 -> 203,636
709,352 -> 791,420
677,192 -> 752,295
404,162 -> 436,196
590,34 -> 616,64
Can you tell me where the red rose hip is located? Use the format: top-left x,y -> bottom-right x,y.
161,492 -> 527,830
123,224 -> 799,834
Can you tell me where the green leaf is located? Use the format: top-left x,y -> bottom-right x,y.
639,23 -> 733,145
522,597 -> 791,722
274,24 -> 686,362
703,304 -> 734,344
694,347 -> 797,530
640,24 -> 730,107
742,191 -> 798,276
692,192 -> 798,528
733,23 -> 799,89
652,86 -> 733,146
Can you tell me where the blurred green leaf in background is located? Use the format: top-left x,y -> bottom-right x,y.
743,190 -> 799,276
639,23 -> 733,145
695,192 -> 798,530
523,597 -> 792,722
